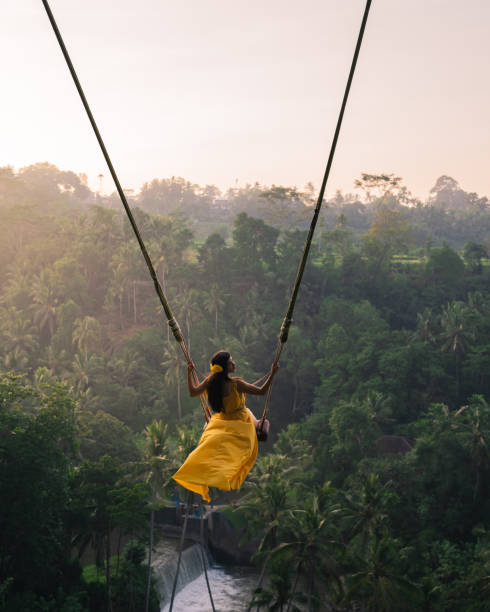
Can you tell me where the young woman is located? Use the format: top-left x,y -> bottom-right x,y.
172,350 -> 279,502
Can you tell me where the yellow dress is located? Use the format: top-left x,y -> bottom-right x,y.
172,380 -> 258,502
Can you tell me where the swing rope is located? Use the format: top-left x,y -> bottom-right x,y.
257,0 -> 373,433
199,502 -> 216,612
40,0 -> 213,423
168,494 -> 192,612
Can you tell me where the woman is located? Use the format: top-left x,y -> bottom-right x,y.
172,350 -> 279,502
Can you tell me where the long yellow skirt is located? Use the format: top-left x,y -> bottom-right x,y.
172,408 -> 258,502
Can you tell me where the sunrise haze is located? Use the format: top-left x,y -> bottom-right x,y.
1,0 -> 489,200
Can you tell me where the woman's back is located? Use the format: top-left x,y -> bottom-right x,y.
220,379 -> 246,418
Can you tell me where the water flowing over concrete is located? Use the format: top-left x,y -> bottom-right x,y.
151,537 -> 259,611
152,540 -> 204,606
160,565 -> 259,612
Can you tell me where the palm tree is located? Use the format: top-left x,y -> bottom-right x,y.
141,421 -> 170,612
341,474 -> 392,555
345,535 -> 420,611
238,312 -> 268,358
2,346 -> 30,371
30,270 -> 58,339
364,391 -> 394,428
0,307 -> 39,369
412,307 -> 437,344
241,454 -> 304,610
70,456 -> 123,610
174,425 -> 199,466
106,263 -> 128,329
467,291 -> 487,317
71,352 -> 99,394
72,316 -> 102,361
90,206 -> 122,248
162,346 -> 183,419
250,555 -> 303,611
175,289 -> 201,353
453,396 -> 490,500
269,487 -> 344,611
203,283 -> 225,335
107,348 -> 144,387
471,541 -> 490,597
109,242 -> 147,323
1,307 -> 38,353
2,268 -> 32,310
440,302 -> 473,356
241,455 -> 293,553
440,301 -> 474,401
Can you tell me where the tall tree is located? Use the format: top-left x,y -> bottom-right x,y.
141,421 -> 170,612
162,346 -> 183,419
30,270 -> 58,340
440,301 -> 474,402
72,316 -> 102,361
203,283 -> 226,335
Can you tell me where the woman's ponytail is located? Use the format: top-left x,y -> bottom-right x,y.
207,350 -> 230,413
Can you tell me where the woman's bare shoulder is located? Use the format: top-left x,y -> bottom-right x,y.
235,377 -> 254,392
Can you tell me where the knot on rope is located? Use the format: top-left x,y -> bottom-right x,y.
168,317 -> 183,343
279,316 -> 293,343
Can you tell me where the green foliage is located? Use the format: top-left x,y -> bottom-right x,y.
464,241 -> 488,273
2,167 -> 490,610
82,543 -> 159,612
111,542 -> 160,612
425,244 -> 465,302
78,410 -> 139,462
0,375 -> 82,606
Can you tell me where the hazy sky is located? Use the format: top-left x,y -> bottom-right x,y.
2,0 -> 489,200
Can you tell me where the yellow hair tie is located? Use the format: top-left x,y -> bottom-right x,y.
210,363 -> 223,373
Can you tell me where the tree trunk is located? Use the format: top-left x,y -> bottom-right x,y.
247,557 -> 269,612
145,506 -> 155,612
286,562 -> 302,612
307,573 -> 314,611
133,282 -> 137,324
177,379 -> 182,420
455,354 -> 461,404
128,536 -> 135,612
106,528 -> 112,612
116,528 -> 122,578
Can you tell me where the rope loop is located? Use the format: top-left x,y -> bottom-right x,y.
168,317 -> 184,343
279,316 -> 293,344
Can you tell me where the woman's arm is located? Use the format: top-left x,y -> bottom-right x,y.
187,363 -> 211,397
235,363 -> 280,396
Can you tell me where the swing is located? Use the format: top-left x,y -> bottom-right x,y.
40,0 -> 372,607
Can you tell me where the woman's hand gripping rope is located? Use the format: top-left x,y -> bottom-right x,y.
186,360 -> 212,422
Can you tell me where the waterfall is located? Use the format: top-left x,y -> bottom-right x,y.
152,540 -> 206,606
152,538 -> 260,611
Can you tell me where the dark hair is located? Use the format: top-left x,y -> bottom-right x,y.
207,350 -> 230,413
